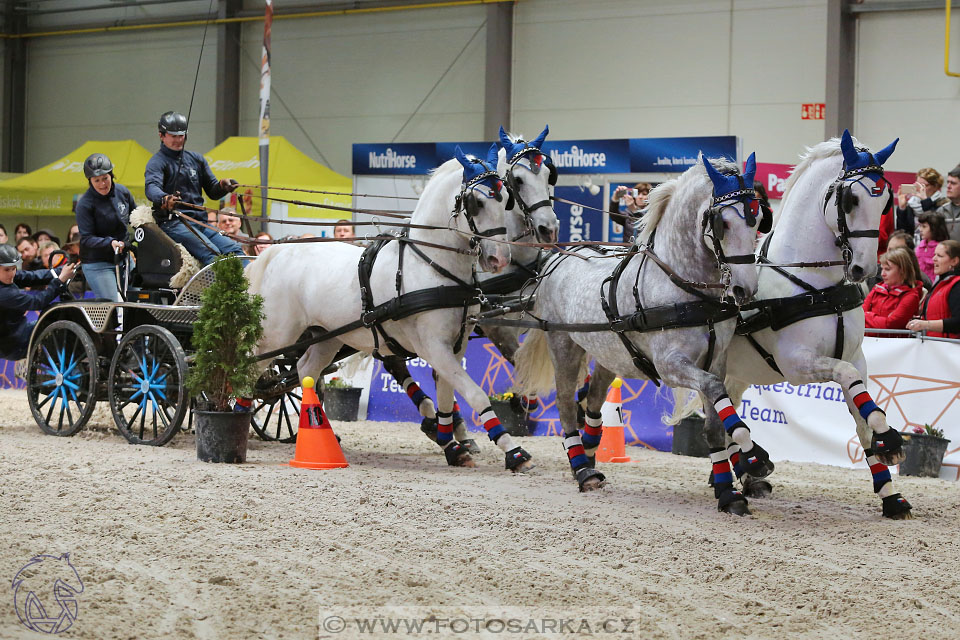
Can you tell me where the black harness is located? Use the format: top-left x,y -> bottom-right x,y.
736,158 -> 890,374
502,145 -> 557,244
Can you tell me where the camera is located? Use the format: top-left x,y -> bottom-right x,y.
625,188 -> 639,199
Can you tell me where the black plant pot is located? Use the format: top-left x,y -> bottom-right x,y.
195,410 -> 250,463
899,432 -> 950,478
490,399 -> 528,437
671,416 -> 710,458
323,387 -> 362,422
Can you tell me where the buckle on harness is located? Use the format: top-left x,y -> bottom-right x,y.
362,310 -> 378,327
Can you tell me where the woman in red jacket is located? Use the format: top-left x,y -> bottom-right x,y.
863,247 -> 921,335
906,240 -> 960,338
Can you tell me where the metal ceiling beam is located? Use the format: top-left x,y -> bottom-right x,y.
850,0 -> 960,12
825,0 -> 856,138
2,8 -> 26,171
483,1 -> 512,140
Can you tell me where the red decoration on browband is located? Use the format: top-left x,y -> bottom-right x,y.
872,176 -> 890,196
532,153 -> 544,168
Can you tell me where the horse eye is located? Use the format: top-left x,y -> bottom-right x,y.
514,176 -> 524,185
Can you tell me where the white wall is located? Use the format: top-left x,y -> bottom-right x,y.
856,8 -> 960,175
11,1 -> 960,178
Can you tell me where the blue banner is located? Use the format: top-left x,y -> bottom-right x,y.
553,186 -> 603,243
365,336 -> 675,452
352,143 -> 436,175
353,136 -> 738,175
629,136 -> 736,173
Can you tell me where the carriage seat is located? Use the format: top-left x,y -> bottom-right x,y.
129,205 -> 202,289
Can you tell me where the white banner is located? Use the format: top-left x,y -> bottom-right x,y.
740,337 -> 960,480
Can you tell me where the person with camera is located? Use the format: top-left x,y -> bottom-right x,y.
0,244 -> 77,360
609,183 -> 651,240
75,152 -> 135,301
144,111 -> 244,266
895,168 -> 948,237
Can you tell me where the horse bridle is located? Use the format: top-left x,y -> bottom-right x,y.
823,157 -> 893,267
453,162 -> 509,252
701,172 -> 772,283
504,146 -> 558,242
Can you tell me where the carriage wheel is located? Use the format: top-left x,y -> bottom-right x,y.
27,320 -> 99,437
108,325 -> 188,446
250,356 -> 301,443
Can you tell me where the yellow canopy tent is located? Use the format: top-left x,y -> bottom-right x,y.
203,137 -> 351,222
0,140 -> 152,216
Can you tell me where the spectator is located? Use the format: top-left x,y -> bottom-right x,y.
300,233 -> 317,239
863,248 -> 920,334
250,231 -> 272,257
609,183 -> 651,240
0,224 -> 7,245
32,229 -> 61,246
67,224 -> 81,244
895,168 -> 948,236
14,223 -> 31,243
0,244 -> 77,360
16,237 -> 42,271
915,212 -> 949,282
333,219 -> 355,241
936,165 -> 960,241
217,207 -> 246,237
39,241 -> 60,269
75,152 -> 136,301
144,110 -> 244,265
906,240 -> 960,338
887,231 -> 933,290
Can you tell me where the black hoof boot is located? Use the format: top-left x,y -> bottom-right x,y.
505,447 -> 534,472
741,474 -> 773,498
420,417 -> 438,443
708,470 -> 715,487
574,466 -> 606,492
882,493 -> 913,520
443,442 -> 472,467
740,444 -> 774,478
718,487 -> 750,516
458,438 -> 481,455
872,428 -> 904,465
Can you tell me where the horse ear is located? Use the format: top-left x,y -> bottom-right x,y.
743,152 -> 757,185
702,156 -> 724,190
874,138 -> 899,166
840,129 -> 858,167
531,125 -> 549,150
454,145 -> 470,169
499,126 -> 511,149
486,143 -> 500,168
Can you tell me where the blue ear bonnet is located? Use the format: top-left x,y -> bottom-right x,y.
840,129 -> 898,182
455,143 -> 503,196
704,152 -> 757,201
499,125 -> 549,165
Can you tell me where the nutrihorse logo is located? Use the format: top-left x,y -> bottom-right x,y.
12,553 -> 84,634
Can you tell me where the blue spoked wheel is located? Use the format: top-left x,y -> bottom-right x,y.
250,356 -> 301,443
108,325 -> 188,446
27,320 -> 99,437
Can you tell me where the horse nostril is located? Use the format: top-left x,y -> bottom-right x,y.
538,225 -> 557,242
733,286 -> 747,302
850,265 -> 864,280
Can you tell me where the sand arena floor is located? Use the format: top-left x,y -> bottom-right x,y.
1,388 -> 958,639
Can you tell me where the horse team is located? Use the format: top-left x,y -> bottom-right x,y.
245,126 -> 910,520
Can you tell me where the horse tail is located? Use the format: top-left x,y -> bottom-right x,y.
513,329 -> 556,395
245,246 -> 278,295
664,386 -> 703,425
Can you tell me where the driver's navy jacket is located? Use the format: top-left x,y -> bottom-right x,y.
75,182 -> 134,264
0,270 -> 66,338
144,145 -> 229,223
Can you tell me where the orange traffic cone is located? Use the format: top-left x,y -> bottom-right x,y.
596,378 -> 631,463
288,377 -> 349,470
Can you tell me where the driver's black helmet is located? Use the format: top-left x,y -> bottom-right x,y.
158,111 -> 188,136
0,244 -> 22,269
83,153 -> 113,179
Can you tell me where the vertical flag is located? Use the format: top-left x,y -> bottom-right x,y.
257,0 -> 273,230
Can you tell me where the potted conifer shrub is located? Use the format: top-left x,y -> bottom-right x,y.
322,376 -> 363,422
187,256 -> 264,463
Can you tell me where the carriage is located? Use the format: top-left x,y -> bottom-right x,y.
18,210 -> 303,447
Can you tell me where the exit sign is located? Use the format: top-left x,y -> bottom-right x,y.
801,103 -> 825,120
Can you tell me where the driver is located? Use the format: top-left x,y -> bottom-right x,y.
0,245 -> 77,360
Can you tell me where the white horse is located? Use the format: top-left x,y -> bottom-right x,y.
246,144 -> 535,471
515,154 -> 765,514
381,125 -> 561,449
671,130 -> 910,518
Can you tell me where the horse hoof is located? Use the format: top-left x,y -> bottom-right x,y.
871,428 -> 904,462
512,460 -> 536,474
575,467 -> 606,492
876,450 -> 906,466
443,442 -> 473,467
741,444 -> 773,478
722,500 -> 751,516
742,475 -> 773,498
458,438 -> 481,455
420,417 -> 438,443
505,447 -> 533,472
459,456 -> 477,468
718,487 -> 750,516
882,493 -> 913,519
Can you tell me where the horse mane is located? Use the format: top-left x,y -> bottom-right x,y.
781,137 -> 845,203
637,156 -> 738,245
